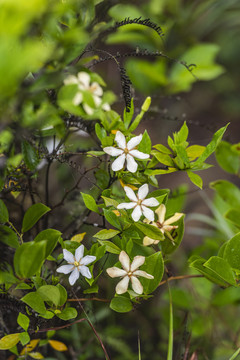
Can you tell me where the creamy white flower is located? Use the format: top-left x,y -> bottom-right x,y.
117,184 -> 159,222
103,131 -> 149,173
57,245 -> 96,285
143,204 -> 184,246
64,72 -> 110,115
106,251 -> 153,294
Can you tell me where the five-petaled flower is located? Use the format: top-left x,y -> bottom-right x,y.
106,251 -> 154,294
64,72 -> 110,115
103,131 -> 149,173
57,245 -> 96,285
117,184 -> 159,222
143,204 -> 184,246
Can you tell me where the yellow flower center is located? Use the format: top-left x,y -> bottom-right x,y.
137,199 -> 142,206
74,261 -> 79,267
128,271 -> 133,277
124,148 -> 129,154
90,84 -> 98,93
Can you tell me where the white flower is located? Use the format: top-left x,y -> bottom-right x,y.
57,245 -> 96,285
103,131 -> 149,173
117,184 -> 159,222
106,251 -> 154,295
143,204 -> 184,246
64,72 -> 110,115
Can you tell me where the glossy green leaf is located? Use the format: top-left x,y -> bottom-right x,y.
186,170 -> 203,189
140,252 -> 164,294
56,284 -> 67,306
56,307 -> 78,320
17,313 -> 29,331
110,296 -> 133,313
101,196 -> 119,208
151,150 -> 174,167
37,285 -> 61,306
153,144 -> 172,155
97,240 -> 120,254
204,256 -> 236,286
93,229 -> 120,240
81,193 -> 99,213
190,258 -> 231,287
0,225 -> 19,248
215,141 -> 240,175
34,229 -> 61,258
19,331 -> 30,346
137,130 -> 152,154
21,140 -> 39,171
0,199 -> 9,224
223,233 -> 240,272
21,292 -> 46,314
135,222 -> 164,240
103,209 -> 122,230
22,203 -> 51,233
225,209 -> 240,228
210,180 -> 240,208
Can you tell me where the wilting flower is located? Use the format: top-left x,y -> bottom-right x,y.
103,131 -> 149,173
143,204 -> 184,246
106,251 -> 154,294
57,245 -> 96,285
117,184 -> 159,222
64,72 -> 110,115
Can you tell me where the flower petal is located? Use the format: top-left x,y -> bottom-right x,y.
143,236 -> 158,246
129,149 -> 150,159
131,255 -> 145,272
117,202 -> 136,209
155,204 -> 166,224
69,268 -> 80,285
78,72 -> 90,88
127,134 -> 142,150
91,82 -> 103,96
126,154 -> 138,173
93,95 -> 101,107
134,270 -> 154,279
124,186 -> 138,202
75,245 -> 84,262
102,103 -> 110,111
64,75 -> 78,85
116,276 -> 129,294
115,131 -> 126,149
142,197 -> 159,207
83,103 -> 94,115
119,251 -> 130,272
79,265 -> 92,279
73,92 -> 83,106
56,265 -> 74,274
130,276 -> 143,294
137,184 -> 149,200
63,249 -> 74,263
111,153 -> 126,171
106,267 -> 127,278
131,205 -> 142,222
81,255 -> 96,266
164,213 -> 184,225
141,205 -> 154,221
103,147 -> 124,157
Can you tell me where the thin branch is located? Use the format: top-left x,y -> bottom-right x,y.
159,274 -> 203,287
67,297 -> 110,303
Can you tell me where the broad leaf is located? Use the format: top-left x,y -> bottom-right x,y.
0,200 -> 9,224
135,222 -> 164,240
22,203 -> 50,233
141,252 -> 164,294
81,193 -> 99,213
93,229 -> 120,240
110,296 -> 133,313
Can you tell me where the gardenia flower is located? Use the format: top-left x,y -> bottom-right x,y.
57,245 -> 96,285
143,204 -> 184,246
117,184 -> 159,222
103,131 -> 149,173
64,71 -> 110,115
106,251 -> 154,294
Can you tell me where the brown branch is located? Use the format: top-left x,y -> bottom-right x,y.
67,297 -> 110,303
159,274 -> 203,287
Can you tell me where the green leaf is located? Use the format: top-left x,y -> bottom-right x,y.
94,169 -> 110,190
212,287 -> 240,306
17,313 -> 29,331
103,208 -> 122,230
225,209 -> 240,228
19,331 -> 30,346
14,240 -> 47,278
135,222 -> 164,240
186,145 -> 205,161
37,285 -> 61,307
140,252 -> 164,294
97,240 -> 120,254
110,296 -> 133,313
128,98 -> 151,132
95,123 -> 107,142
21,292 -> 46,314
175,145 -> 190,168
223,233 -> 240,272
161,216 -> 185,255
0,199 -> 9,224
21,141 -> 39,171
153,144 -> 172,154
34,229 -> 61,258
93,229 -> 120,240
81,193 -> 99,213
137,130 -> 152,155
0,333 -> 20,350
56,307 -> 78,320
186,170 -> 203,189
22,203 -> 51,233
210,180 -> 240,208
102,196 -> 119,208
56,284 -> 67,306
0,225 -> 19,248
204,256 -> 236,286
176,121 -> 189,144
192,124 -> 229,168
215,141 -> 240,175
151,150 -> 174,167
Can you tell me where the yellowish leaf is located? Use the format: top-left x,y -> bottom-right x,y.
29,352 -> 44,359
0,333 -> 20,350
119,179 -> 138,190
70,232 -> 86,243
111,129 -> 118,134
49,340 -> 68,352
20,339 -> 40,355
112,210 -> 120,217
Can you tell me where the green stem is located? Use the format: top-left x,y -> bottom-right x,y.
8,221 -> 23,244
229,348 -> 240,360
167,283 -> 173,360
